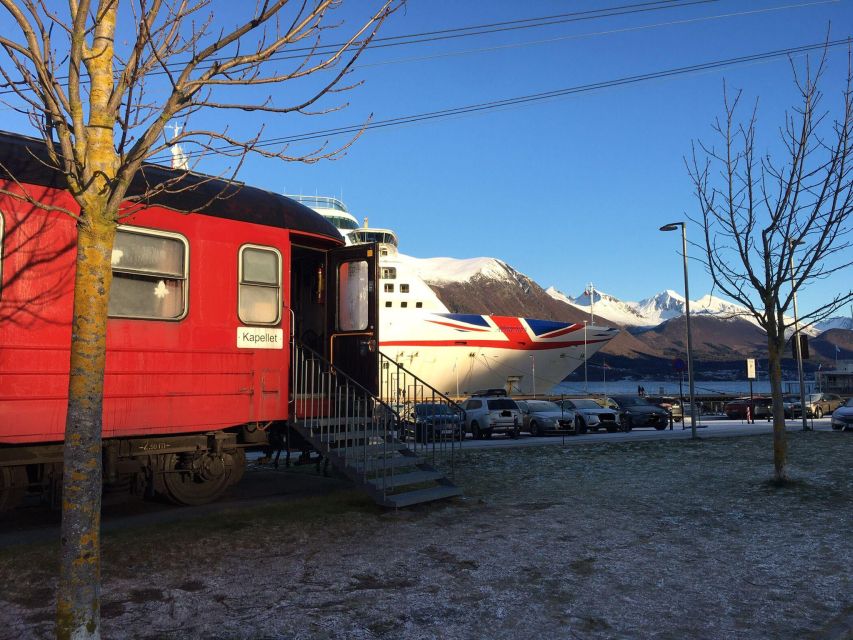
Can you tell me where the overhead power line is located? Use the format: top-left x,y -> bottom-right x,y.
0,0 -> 716,95
154,37 -> 852,163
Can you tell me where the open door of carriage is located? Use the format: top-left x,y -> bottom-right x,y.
325,243 -> 379,394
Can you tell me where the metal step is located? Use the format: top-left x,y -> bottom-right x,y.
327,442 -> 408,456
318,430 -> 381,443
351,453 -> 425,473
381,485 -> 462,508
367,469 -> 445,490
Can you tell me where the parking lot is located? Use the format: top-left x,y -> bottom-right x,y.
452,416 -> 836,450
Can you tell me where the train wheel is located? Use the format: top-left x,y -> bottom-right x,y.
162,452 -> 231,506
0,466 -> 28,512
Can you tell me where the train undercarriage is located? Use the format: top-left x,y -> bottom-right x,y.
0,424 -> 286,512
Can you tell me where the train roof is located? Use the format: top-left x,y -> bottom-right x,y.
0,130 -> 341,242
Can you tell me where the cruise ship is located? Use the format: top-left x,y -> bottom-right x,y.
291,196 -> 618,397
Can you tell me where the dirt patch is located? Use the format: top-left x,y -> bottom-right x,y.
1,432 -> 851,639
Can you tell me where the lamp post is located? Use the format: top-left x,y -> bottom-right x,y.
583,320 -> 588,395
788,239 -> 809,431
660,222 -> 698,439
530,355 -> 536,398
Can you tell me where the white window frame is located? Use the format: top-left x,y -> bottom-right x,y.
238,244 -> 282,326
109,225 -> 189,321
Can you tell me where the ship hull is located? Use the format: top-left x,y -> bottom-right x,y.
380,311 -> 617,397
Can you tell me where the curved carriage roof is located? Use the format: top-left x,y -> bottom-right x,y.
0,130 -> 341,242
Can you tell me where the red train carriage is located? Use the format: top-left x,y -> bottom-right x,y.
0,131 -> 378,509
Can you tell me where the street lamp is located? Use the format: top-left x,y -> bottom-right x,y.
788,239 -> 809,431
529,354 -> 536,398
583,320 -> 588,395
660,222 -> 698,439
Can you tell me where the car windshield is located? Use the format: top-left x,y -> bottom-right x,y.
487,399 -> 518,410
572,399 -> 603,409
845,398 -> 853,407
414,404 -> 454,416
783,396 -> 799,403
614,396 -> 648,406
526,401 -> 561,412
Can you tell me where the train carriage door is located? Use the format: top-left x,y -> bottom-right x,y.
326,243 -> 378,394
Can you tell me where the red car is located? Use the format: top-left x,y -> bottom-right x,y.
724,397 -> 772,420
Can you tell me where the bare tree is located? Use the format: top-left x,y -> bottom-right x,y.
0,1 -> 399,637
687,50 -> 853,482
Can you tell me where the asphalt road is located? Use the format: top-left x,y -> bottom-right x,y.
455,415 -> 835,449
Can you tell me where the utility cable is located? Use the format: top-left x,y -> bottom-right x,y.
0,0 -> 716,95
152,36 -> 852,163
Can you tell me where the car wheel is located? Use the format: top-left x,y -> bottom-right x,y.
814,406 -> 823,419
575,416 -> 587,435
530,420 -> 541,437
654,421 -> 667,431
510,428 -> 520,439
832,422 -> 843,431
471,421 -> 482,440
621,416 -> 632,432
605,423 -> 618,433
483,429 -> 493,439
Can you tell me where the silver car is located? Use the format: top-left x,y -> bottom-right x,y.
516,400 -> 576,436
830,397 -> 853,431
558,398 -> 620,433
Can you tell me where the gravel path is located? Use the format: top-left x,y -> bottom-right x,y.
1,430 -> 851,639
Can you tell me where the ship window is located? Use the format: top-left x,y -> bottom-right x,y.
416,302 -> 423,308
338,260 -> 369,331
385,301 -> 392,308
401,301 -> 407,308
380,249 -> 389,257
400,284 -> 410,293
109,226 -> 188,320
384,283 -> 394,293
381,267 -> 396,279
239,245 -> 281,325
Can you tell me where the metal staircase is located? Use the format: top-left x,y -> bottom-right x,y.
289,342 -> 463,508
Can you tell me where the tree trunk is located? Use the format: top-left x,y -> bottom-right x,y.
766,333 -> 788,483
56,215 -> 116,640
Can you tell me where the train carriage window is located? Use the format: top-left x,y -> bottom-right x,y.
109,227 -> 188,319
239,245 -> 281,325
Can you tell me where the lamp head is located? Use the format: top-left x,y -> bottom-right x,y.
659,222 -> 683,232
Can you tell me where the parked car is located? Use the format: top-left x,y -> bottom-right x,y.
724,397 -> 772,420
800,393 -> 845,419
403,402 -> 464,443
782,395 -> 802,419
605,396 -> 670,431
557,398 -> 620,432
460,395 -> 521,439
517,400 -> 576,436
830,397 -> 853,431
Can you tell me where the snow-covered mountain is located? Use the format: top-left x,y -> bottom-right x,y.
547,286 -> 755,328
401,255 -> 523,287
403,255 -> 845,338
814,316 -> 853,332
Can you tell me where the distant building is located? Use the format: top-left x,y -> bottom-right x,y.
815,360 -> 853,395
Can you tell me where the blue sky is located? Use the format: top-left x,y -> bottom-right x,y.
271,0 -> 853,317
2,0 -> 852,317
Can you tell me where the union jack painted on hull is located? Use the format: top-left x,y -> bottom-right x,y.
380,311 -> 619,397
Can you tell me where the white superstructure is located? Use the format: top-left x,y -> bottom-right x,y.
290,195 -> 618,397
